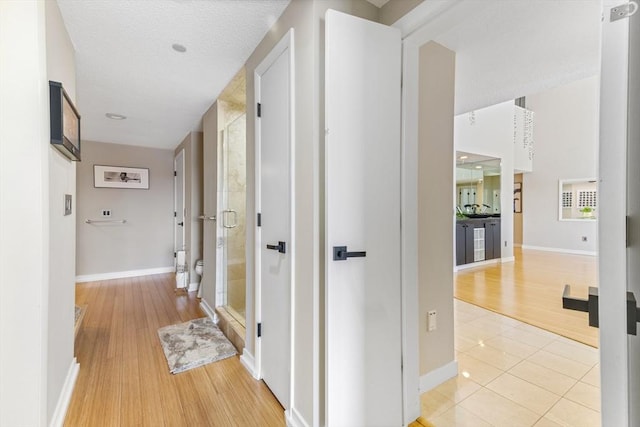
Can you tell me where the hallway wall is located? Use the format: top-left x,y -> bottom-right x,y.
523,76 -> 599,254
174,131 -> 204,288
76,140 -> 174,279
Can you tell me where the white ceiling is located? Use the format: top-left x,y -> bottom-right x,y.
58,0 -> 601,150
57,0 -> 290,149
365,0 -> 390,8
431,0 -> 602,115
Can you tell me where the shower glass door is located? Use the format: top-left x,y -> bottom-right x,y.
220,113 -> 246,326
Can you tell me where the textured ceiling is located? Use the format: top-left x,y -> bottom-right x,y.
431,0 -> 601,115
57,0 -> 289,149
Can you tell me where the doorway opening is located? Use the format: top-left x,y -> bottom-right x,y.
215,68 -> 247,329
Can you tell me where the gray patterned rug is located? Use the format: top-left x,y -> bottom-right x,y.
157,317 -> 237,374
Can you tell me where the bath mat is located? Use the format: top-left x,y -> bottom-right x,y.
157,317 -> 237,374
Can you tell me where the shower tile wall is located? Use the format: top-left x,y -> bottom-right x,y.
224,114 -> 246,318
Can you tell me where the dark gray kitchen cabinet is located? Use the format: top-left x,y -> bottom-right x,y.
484,219 -> 501,260
456,218 -> 501,266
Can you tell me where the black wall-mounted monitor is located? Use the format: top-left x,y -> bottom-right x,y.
49,80 -> 81,161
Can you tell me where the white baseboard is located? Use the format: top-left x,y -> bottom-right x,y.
75,266 -> 174,283
419,360 -> 458,393
286,407 -> 310,427
188,281 -> 199,292
521,245 -> 597,257
501,256 -> 515,263
240,350 -> 260,380
199,299 -> 218,324
454,258 -> 500,272
49,358 -> 79,427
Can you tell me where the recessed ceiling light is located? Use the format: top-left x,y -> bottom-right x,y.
172,43 -> 187,53
475,165 -> 482,169
459,155 -> 468,160
105,113 -> 126,120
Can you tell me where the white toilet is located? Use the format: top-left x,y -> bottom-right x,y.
195,260 -> 203,286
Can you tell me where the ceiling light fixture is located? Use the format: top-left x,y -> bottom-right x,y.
105,113 -> 127,120
172,43 -> 187,53
475,165 -> 482,169
459,155 -> 468,160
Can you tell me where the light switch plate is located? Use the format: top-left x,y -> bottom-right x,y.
64,194 -> 72,216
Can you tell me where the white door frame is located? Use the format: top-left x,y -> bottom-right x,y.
253,28 -> 296,407
174,149 -> 186,257
398,0 -> 634,424
599,0 -> 635,424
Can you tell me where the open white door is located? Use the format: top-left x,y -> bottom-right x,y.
255,30 -> 294,409
325,10 -> 403,426
599,1 -> 640,425
174,149 -> 185,254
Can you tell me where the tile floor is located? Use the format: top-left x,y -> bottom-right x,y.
421,300 -> 601,427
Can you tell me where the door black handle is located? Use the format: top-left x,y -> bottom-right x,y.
333,246 -> 367,261
564,285 -> 640,335
562,284 -> 599,328
177,222 -> 184,226
266,241 -> 286,254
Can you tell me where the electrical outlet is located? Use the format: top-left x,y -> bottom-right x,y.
428,310 -> 437,332
101,209 -> 112,217
582,236 -> 588,242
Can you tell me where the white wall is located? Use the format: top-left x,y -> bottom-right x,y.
0,1 -> 50,425
455,101 -> 515,261
523,76 -> 599,254
45,0 -> 79,423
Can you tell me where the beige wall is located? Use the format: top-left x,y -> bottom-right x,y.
418,42 -> 456,375
244,0 -> 378,424
45,0 -> 78,422
201,102 -> 218,307
379,0 -> 424,25
514,173 -> 523,245
76,140 -> 174,276
174,132 -> 204,287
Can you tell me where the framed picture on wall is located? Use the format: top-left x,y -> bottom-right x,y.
94,165 -> 150,189
514,182 -> 522,213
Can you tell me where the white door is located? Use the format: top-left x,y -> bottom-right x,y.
599,1 -> 640,425
174,149 -> 185,253
325,10 -> 402,426
255,30 -> 293,408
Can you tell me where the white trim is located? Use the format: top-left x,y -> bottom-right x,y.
501,256 -> 515,263
188,281 -> 199,293
285,407 -> 310,427
419,360 -> 458,393
521,245 -> 597,257
394,2 -> 485,423
454,259 -> 500,272
49,358 -> 79,427
75,266 -> 174,283
240,349 -> 260,380
199,299 -> 219,324
174,149 -> 186,256
254,28 -> 295,409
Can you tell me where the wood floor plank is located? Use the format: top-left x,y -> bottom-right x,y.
66,273 -> 284,426
455,248 -> 599,347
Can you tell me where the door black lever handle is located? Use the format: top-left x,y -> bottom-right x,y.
177,222 -> 184,226
562,284 -> 599,328
266,241 -> 286,254
333,246 -> 366,261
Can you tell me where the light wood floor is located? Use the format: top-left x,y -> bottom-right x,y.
455,247 -> 599,347
66,274 -> 284,427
